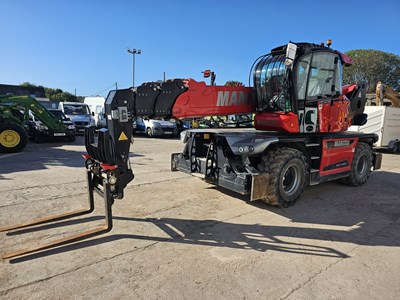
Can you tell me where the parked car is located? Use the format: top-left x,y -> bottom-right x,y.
132,119 -> 137,136
136,117 -> 178,137
27,109 -> 76,142
176,120 -> 192,133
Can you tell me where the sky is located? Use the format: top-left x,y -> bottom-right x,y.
1,0 -> 399,97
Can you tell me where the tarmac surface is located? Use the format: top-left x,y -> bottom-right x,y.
1,135 -> 400,299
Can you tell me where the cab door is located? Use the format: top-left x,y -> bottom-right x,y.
294,51 -> 347,133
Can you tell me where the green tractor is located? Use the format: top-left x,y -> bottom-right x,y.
0,101 -> 28,153
0,95 -> 74,153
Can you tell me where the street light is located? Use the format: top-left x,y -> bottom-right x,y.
127,48 -> 141,88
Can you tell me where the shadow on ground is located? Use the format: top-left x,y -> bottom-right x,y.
1,147 -> 399,263
5,169 -> 400,264
0,137 -> 87,175
0,136 -> 145,176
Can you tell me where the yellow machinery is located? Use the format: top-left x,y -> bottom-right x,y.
376,82 -> 400,107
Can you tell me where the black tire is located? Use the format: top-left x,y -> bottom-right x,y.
0,122 -> 28,153
33,132 -> 43,143
341,142 -> 372,186
68,135 -> 76,142
392,142 -> 399,154
146,127 -> 153,138
257,147 -> 309,207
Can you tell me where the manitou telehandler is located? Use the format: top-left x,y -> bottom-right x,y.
0,41 -> 382,259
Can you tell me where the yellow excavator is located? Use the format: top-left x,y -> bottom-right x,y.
375,82 -> 400,107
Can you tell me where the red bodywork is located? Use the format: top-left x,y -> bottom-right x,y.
171,79 -> 352,134
342,84 -> 358,95
318,96 -> 350,132
172,79 -> 255,118
319,137 -> 358,176
254,112 -> 299,133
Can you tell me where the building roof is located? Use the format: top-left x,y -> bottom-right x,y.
0,84 -> 46,98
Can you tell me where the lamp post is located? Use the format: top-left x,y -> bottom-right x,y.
127,48 -> 141,88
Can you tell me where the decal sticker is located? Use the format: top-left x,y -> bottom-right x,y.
324,160 -> 349,171
118,131 -> 128,141
216,91 -> 250,106
326,139 -> 354,149
298,108 -> 318,133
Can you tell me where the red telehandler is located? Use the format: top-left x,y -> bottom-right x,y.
0,41 -> 381,259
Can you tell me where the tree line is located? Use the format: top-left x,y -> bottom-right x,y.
342,49 -> 399,92
20,82 -> 84,102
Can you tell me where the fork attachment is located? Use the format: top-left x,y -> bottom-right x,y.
1,89 -> 135,260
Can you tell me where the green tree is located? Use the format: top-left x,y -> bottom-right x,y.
44,88 -> 78,102
19,83 -> 79,102
225,81 -> 244,86
20,82 -> 42,88
343,49 -> 400,92
45,90 -> 77,102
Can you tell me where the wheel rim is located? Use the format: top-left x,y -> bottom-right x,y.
356,155 -> 367,175
281,164 -> 301,196
0,129 -> 21,148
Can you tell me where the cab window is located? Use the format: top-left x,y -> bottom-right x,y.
254,54 -> 288,112
295,52 -> 341,100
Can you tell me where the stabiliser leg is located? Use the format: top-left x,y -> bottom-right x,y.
1,170 -> 114,260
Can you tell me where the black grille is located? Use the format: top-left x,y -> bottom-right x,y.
74,121 -> 89,126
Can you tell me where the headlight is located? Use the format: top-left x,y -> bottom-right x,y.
35,121 -> 48,130
90,118 -> 96,126
153,122 -> 161,128
67,125 -> 75,130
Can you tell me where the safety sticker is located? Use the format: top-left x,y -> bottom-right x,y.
118,131 -> 128,141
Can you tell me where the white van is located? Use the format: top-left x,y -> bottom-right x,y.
84,96 -> 106,128
58,102 -> 95,135
350,106 -> 400,153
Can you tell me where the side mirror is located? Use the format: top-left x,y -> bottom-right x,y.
91,112 -> 95,116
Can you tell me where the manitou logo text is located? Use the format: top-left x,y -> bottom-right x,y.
217,91 -> 250,106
